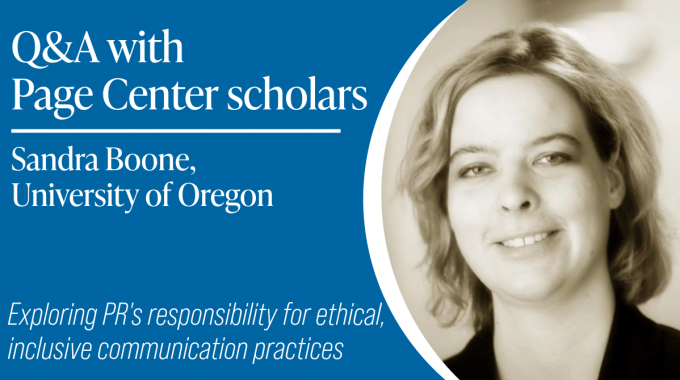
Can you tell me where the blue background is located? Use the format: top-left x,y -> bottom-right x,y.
1,1 -> 464,377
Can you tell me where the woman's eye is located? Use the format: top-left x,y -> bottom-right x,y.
459,165 -> 492,178
534,153 -> 571,166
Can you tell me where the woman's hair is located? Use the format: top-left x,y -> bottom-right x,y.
402,23 -> 671,332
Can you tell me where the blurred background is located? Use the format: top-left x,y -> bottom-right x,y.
382,0 -> 680,359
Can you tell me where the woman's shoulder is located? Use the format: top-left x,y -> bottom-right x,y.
659,322 -> 680,340
654,321 -> 680,368
441,306 -> 680,380
642,312 -> 680,379
651,317 -> 680,377
656,319 -> 680,345
601,304 -> 680,379
443,329 -> 496,380
622,305 -> 680,354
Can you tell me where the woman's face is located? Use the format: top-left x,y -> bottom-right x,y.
447,74 -> 625,305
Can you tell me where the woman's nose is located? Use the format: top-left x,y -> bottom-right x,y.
498,169 -> 539,213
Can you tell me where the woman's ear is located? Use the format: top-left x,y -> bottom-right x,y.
606,160 -> 626,210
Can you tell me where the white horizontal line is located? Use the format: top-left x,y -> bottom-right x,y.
11,129 -> 341,134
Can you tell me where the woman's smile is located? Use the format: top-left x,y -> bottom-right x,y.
492,230 -> 566,265
498,230 -> 556,248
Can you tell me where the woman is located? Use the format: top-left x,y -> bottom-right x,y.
403,24 -> 680,380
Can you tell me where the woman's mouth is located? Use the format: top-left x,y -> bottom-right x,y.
500,231 -> 556,248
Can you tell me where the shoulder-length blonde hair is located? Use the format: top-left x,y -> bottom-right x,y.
402,23 -> 671,331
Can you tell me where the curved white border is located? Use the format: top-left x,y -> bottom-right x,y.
364,10 -> 459,380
